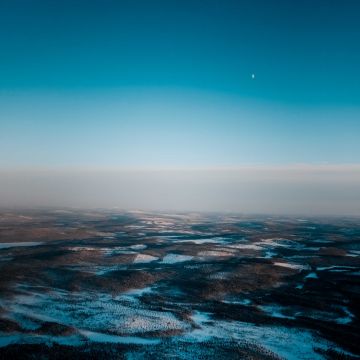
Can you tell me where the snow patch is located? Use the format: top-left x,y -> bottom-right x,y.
305,272 -> 318,279
161,254 -> 193,264
198,250 -> 233,257
274,262 -> 310,271
79,330 -> 160,345
133,254 -> 159,263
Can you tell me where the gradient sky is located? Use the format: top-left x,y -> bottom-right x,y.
1,0 -> 360,167
0,1 -> 359,213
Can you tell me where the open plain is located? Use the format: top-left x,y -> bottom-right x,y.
0,209 -> 359,359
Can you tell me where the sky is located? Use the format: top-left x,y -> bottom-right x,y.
1,166 -> 360,215
0,0 -> 359,213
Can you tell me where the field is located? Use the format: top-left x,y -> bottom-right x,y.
0,209 -> 359,359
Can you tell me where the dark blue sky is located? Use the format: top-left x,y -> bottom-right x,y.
1,0 -> 360,104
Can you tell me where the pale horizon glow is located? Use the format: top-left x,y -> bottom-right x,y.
1,165 -> 359,216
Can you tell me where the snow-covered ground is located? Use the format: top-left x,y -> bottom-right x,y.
161,254 -> 194,264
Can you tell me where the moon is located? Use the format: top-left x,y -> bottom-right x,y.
251,74 -> 255,79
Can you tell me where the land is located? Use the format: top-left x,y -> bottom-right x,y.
0,209 -> 359,359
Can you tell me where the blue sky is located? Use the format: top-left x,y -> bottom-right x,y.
0,0 -> 359,168
1,90 -> 360,167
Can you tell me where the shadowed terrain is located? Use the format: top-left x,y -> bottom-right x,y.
0,209 -> 359,359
